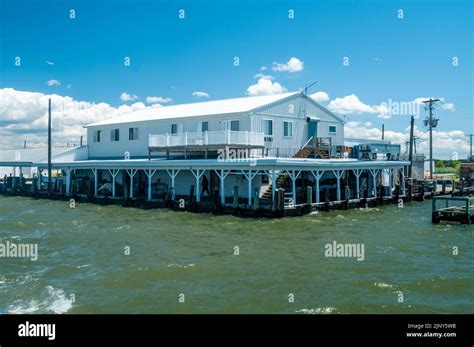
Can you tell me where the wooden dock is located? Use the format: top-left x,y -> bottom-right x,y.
432,196 -> 474,224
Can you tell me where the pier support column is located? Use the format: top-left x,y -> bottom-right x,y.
241,169 -> 260,207
311,170 -> 325,204
107,169 -> 120,198
253,188 -> 260,210
65,168 -> 71,195
287,170 -> 301,206
91,168 -> 98,196
214,169 -> 230,205
145,169 -> 157,201
400,167 -> 406,196
332,170 -> 344,201
352,169 -> 363,200
369,169 -> 379,198
384,168 -> 393,198
38,168 -> 43,190
126,169 -> 138,199
272,171 -> 276,203
190,169 -> 205,202
166,169 -> 181,200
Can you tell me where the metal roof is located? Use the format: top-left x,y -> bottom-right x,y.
0,147 -> 79,163
84,92 -> 302,127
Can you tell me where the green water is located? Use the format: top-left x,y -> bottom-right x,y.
0,195 -> 472,314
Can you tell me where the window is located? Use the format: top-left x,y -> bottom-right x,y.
129,127 -> 138,140
329,125 -> 337,134
230,120 -> 240,131
201,121 -> 209,132
93,130 -> 101,143
283,121 -> 293,137
263,119 -> 273,136
171,124 -> 178,134
110,129 -> 120,142
171,123 -> 183,134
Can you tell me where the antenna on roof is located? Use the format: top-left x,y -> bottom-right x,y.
304,81 -> 318,94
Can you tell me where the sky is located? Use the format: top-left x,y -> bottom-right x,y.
0,0 -> 472,159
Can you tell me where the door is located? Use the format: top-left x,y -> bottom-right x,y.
308,121 -> 318,140
222,120 -> 239,131
222,120 -> 230,130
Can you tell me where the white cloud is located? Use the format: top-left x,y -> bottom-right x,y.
46,61 -> 55,66
146,96 -> 173,104
253,73 -> 274,80
46,80 -> 61,86
0,88 -> 163,149
441,103 -> 455,111
327,94 -> 456,119
309,91 -> 330,102
120,92 -> 139,102
345,121 -> 470,159
272,57 -> 304,72
246,76 -> 287,96
259,66 -> 267,71
327,94 -> 376,114
192,91 -> 210,98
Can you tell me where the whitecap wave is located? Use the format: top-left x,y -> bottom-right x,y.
296,307 -> 336,314
167,263 -> 195,269
374,282 -> 393,289
7,286 -> 73,314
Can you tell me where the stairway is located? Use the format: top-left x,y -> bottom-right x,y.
259,138 -> 332,205
260,173 -> 288,205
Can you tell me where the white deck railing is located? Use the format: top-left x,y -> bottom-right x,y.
149,130 -> 265,148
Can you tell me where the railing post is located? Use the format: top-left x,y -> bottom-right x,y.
185,132 -> 188,146
205,131 -> 208,145
227,129 -> 231,144
246,131 -> 249,146
166,133 -> 169,147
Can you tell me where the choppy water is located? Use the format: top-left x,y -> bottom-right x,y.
0,195 -> 472,314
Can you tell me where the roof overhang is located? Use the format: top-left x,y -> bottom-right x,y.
30,158 -> 410,171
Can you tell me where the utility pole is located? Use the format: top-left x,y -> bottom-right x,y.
413,136 -> 419,154
468,134 -> 473,160
408,116 -> 415,180
382,124 -> 385,141
408,116 -> 415,201
48,98 -> 52,196
422,98 -> 440,179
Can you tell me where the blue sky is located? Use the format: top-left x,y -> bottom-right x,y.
0,0 -> 472,158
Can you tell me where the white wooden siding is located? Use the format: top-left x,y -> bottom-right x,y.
87,113 -> 250,158
86,94 -> 344,159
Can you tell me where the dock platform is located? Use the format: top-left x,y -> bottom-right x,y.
432,196 -> 474,224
